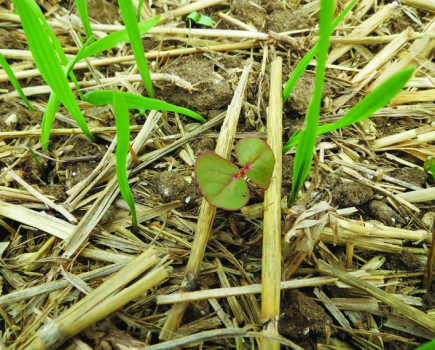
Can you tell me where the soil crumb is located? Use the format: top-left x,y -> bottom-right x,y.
279,290 -> 333,340
267,8 -> 314,32
394,167 -> 428,187
331,182 -> 373,207
156,55 -> 233,116
369,200 -> 405,226
384,251 -> 421,271
231,0 -> 266,30
149,171 -> 199,206
85,0 -> 119,24
193,136 -> 216,156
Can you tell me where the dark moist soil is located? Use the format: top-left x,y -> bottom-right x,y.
155,55 -> 235,118
279,290 -> 333,342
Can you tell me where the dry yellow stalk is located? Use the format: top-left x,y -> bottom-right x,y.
327,2 -> 398,64
21,246 -> 170,350
318,260 -> 435,333
159,62 -> 253,340
261,57 -> 282,350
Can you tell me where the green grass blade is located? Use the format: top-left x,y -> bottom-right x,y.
75,0 -> 94,41
79,16 -> 160,60
289,0 -> 334,204
136,0 -> 146,21
282,66 -> 415,153
113,91 -> 138,230
40,35 -> 96,150
282,0 -> 357,103
119,0 -> 154,98
41,94 -> 61,150
84,90 -> 206,122
25,0 -> 84,99
14,0 -> 95,143
0,52 -> 34,111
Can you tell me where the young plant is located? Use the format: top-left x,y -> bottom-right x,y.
185,11 -> 213,27
424,156 -> 435,180
285,0 -> 415,204
84,90 -> 205,229
194,137 -> 275,210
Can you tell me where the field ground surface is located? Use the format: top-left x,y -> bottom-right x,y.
0,0 -> 434,349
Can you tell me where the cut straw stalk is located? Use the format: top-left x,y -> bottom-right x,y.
157,276 -> 337,305
400,0 -> 435,12
390,89 -> 435,105
159,62 -> 253,340
370,20 -> 435,90
327,2 -> 397,64
371,125 -> 434,149
317,260 -> 435,333
22,246 -> 170,350
260,57 -> 282,350
351,27 -> 413,84
0,42 -> 257,83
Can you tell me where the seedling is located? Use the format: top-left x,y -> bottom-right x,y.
185,11 -> 213,27
424,156 -> 435,180
194,137 -> 274,210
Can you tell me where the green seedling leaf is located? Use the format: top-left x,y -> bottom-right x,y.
282,66 -> 415,153
119,0 -> 154,98
112,91 -> 138,230
235,137 -> 275,190
75,0 -> 94,41
186,11 -> 213,27
84,90 -> 205,122
0,52 -> 34,111
79,16 -> 160,61
195,152 -> 249,210
14,0 -> 95,143
424,156 -> 435,180
289,0 -> 333,204
194,138 -> 274,210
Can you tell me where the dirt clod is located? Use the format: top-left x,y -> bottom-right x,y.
331,182 -> 373,207
394,167 -> 428,187
279,290 -> 333,339
369,200 -> 405,226
85,0 -> 119,24
149,171 -> 199,206
156,55 -> 234,116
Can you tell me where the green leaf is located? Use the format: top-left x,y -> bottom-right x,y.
113,91 -> 138,230
119,0 -> 154,98
0,52 -> 34,111
282,0 -> 357,103
195,152 -> 249,210
282,66 -> 415,153
84,90 -> 205,122
13,0 -> 95,142
79,16 -> 160,60
186,11 -> 213,27
75,0 -> 94,41
235,137 -> 274,190
289,0 -> 333,204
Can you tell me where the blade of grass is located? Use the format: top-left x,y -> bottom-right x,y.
136,0 -> 146,21
25,0 -> 84,99
289,0 -> 334,204
113,91 -> 138,230
84,90 -> 205,122
282,0 -> 357,103
14,0 -> 95,142
41,35 -> 96,150
78,16 -> 160,61
282,66 -> 415,153
119,0 -> 154,98
0,52 -> 34,111
75,0 -> 94,42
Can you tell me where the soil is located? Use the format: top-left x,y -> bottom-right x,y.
0,0 -> 434,349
